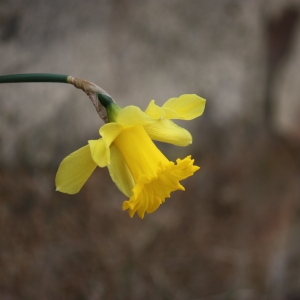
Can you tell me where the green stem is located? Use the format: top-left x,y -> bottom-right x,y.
0,73 -> 113,122
0,73 -> 69,84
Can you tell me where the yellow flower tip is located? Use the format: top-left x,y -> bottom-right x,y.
178,184 -> 185,191
122,201 -> 143,218
54,181 -> 80,195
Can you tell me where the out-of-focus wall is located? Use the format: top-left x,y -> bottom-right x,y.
1,1 -> 300,299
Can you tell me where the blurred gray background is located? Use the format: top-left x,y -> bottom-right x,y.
1,0 -> 300,299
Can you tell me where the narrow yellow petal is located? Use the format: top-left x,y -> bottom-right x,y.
144,100 -> 166,119
163,94 -> 206,120
117,105 -> 154,127
88,139 -> 109,167
144,119 -> 192,146
107,144 -> 135,197
55,145 -> 97,194
99,123 -> 123,146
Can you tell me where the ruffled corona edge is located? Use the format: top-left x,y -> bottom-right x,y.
122,155 -> 200,218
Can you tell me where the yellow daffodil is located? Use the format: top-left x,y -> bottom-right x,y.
56,94 -> 205,218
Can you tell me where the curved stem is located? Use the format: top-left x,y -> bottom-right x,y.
0,73 -> 112,123
0,73 -> 69,84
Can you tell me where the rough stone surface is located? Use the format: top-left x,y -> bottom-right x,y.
1,1 -> 300,299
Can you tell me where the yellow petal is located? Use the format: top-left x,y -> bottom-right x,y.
55,145 -> 97,194
144,119 -> 192,146
107,144 -> 135,197
144,100 -> 166,119
163,94 -> 206,120
88,139 -> 109,167
145,94 -> 206,120
117,105 -> 154,127
99,123 -> 123,146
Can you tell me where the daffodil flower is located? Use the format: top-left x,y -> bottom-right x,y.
0,73 -> 205,218
55,94 -> 205,218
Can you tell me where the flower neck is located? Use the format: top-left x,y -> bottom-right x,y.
97,93 -> 122,122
